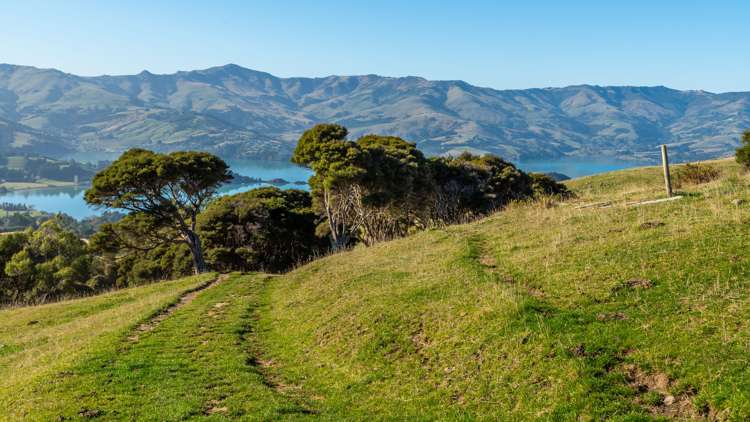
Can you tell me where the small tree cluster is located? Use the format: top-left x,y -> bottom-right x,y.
292,124 -> 571,248
427,153 -> 546,223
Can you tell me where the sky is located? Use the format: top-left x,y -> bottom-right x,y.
1,0 -> 748,92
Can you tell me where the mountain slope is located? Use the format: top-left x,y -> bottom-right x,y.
0,63 -> 748,161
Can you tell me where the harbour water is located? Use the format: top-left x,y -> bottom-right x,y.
0,157 -> 653,219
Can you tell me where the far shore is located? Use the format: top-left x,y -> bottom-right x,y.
0,180 -> 91,193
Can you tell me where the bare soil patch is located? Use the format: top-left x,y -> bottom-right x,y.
639,221 -> 666,230
613,278 -> 654,293
204,399 -> 228,415
596,312 -> 627,321
478,254 -> 497,268
622,364 -> 699,419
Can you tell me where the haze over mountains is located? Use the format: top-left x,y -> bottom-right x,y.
0,63 -> 748,162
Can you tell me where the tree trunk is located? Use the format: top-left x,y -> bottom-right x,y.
185,230 -> 207,274
324,188 -> 349,251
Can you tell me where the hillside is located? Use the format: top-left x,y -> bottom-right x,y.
3,159 -> 750,419
0,63 -> 748,162
0,274 -> 216,417
258,158 -> 750,420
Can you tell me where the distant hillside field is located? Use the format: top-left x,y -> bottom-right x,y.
0,63 -> 748,161
4,159 -> 750,419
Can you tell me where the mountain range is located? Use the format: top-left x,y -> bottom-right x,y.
0,63 -> 748,162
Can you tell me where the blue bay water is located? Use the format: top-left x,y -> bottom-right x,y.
0,160 -> 313,220
514,157 -> 655,178
0,157 -> 653,220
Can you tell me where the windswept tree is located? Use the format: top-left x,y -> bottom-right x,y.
427,152 -> 566,224
427,153 -> 519,221
291,124 -> 365,250
84,149 -> 231,274
352,135 -> 432,244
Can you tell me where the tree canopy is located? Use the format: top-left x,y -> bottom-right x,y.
198,187 -> 323,273
0,126 -> 573,305
292,124 -> 570,248
0,219 -> 91,304
84,149 -> 231,274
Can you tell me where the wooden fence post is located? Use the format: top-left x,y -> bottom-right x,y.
661,144 -> 672,197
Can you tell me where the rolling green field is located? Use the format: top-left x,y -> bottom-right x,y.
3,158 -> 750,420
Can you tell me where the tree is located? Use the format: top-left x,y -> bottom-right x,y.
736,130 -> 750,169
87,214 -> 194,287
0,219 -> 91,304
292,125 -> 438,247
292,124 -> 572,249
291,124 -> 365,250
198,187 -> 324,273
84,149 -> 231,274
352,135 -> 432,244
427,153 -> 528,220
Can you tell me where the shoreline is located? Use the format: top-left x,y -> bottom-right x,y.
0,181 -> 91,194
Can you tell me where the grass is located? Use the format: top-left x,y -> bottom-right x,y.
0,273 -> 215,418
3,158 -> 750,420
258,158 -> 750,420
3,273 -> 312,421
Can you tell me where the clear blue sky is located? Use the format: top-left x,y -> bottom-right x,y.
1,0 -> 748,92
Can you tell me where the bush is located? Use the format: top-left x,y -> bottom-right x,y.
529,173 -> 574,198
428,153 -> 529,215
675,163 -> 721,187
198,187 -> 324,273
427,153 -> 572,223
0,220 -> 92,304
735,130 -> 750,169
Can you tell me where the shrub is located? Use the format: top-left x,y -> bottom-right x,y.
0,219 -> 92,304
427,153 -> 571,223
88,216 -> 194,288
198,187 -> 324,273
428,153 -> 533,221
675,163 -> 721,187
529,173 -> 574,198
735,130 -> 750,169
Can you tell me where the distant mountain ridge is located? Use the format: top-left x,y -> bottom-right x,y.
0,63 -> 748,162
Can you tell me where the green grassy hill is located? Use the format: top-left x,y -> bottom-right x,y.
3,159 -> 750,420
